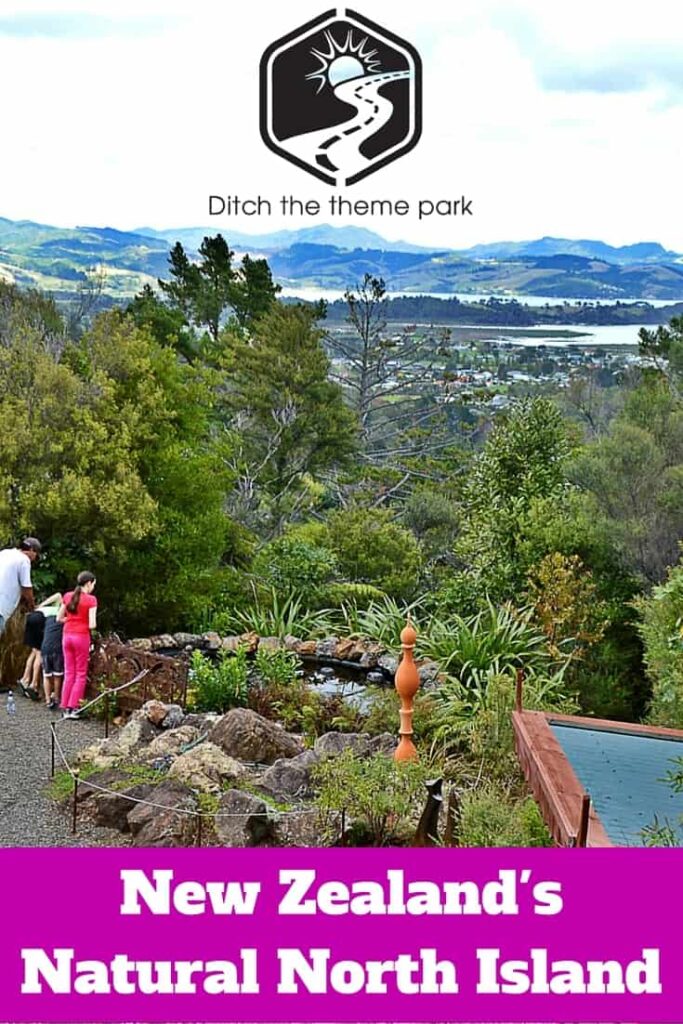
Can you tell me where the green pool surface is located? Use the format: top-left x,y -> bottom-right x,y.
550,722 -> 683,846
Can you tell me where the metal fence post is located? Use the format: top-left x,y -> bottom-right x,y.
72,770 -> 80,835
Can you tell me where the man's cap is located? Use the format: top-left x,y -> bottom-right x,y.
21,537 -> 42,553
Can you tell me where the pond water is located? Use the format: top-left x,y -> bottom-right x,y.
301,660 -> 391,712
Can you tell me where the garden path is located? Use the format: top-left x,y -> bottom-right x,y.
0,696 -> 127,846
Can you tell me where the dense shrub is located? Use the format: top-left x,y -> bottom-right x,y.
252,537 -> 338,595
637,563 -> 683,727
313,750 -> 429,846
457,786 -> 552,847
187,648 -> 248,713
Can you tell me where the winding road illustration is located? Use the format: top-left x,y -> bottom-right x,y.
281,69 -> 412,184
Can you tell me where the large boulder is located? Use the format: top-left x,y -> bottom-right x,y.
274,809 -> 325,847
90,783 -> 157,832
71,768 -> 130,803
210,709 -> 302,764
369,732 -> 398,756
139,725 -> 200,763
76,716 -> 158,770
314,732 -> 374,758
167,743 -> 246,793
259,750 -> 319,801
127,781 -> 197,846
214,790 -> 274,847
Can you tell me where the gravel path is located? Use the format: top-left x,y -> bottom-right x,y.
0,693 -> 128,846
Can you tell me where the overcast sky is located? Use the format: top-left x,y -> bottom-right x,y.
1,0 -> 681,249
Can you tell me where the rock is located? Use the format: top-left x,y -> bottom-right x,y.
139,726 -> 200,762
260,750 -> 319,800
75,740 -> 120,772
368,733 -> 397,756
366,671 -> 385,685
313,732 -> 373,758
173,632 -> 200,648
149,634 -> 177,652
73,768 -> 130,804
127,782 -> 198,846
130,638 -> 152,652
258,636 -> 282,653
238,631 -> 260,654
221,635 -> 243,653
90,783 -> 157,831
359,643 -> 386,669
332,637 -> 357,661
141,700 -> 168,726
283,635 -> 301,652
167,743 -> 246,793
378,654 -> 399,676
157,633 -> 177,649
182,712 -> 220,732
316,637 -> 339,659
76,716 -> 158,769
318,666 -> 335,678
214,790 -> 274,847
274,808 -> 324,847
418,660 -> 441,688
160,705 -> 185,730
210,708 -> 302,764
202,631 -> 222,650
295,640 -> 317,657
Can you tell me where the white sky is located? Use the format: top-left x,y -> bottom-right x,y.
1,0 -> 682,249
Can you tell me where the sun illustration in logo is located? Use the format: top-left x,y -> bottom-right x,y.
306,30 -> 381,92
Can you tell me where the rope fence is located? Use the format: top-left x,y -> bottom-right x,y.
48,683 -> 334,845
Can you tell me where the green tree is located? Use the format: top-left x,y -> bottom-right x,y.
324,506 -> 422,600
0,303 -> 242,634
157,235 -> 280,345
636,562 -> 683,728
452,397 -> 572,605
221,303 -> 357,530
569,379 -> 683,583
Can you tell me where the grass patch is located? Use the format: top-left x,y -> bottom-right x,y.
47,762 -> 99,801
234,780 -> 295,813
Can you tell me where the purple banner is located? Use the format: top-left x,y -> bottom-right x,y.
0,848 -> 678,1022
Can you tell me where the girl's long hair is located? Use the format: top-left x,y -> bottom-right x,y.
66,571 -> 96,614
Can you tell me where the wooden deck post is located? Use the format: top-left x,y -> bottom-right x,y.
515,667 -> 524,713
576,793 -> 591,847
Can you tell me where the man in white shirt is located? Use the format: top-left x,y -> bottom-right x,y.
0,537 -> 41,637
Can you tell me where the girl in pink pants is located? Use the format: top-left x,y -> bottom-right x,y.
58,571 -> 98,720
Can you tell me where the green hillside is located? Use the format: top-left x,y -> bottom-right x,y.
1,216 -> 683,301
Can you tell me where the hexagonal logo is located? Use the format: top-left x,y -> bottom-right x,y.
260,9 -> 422,186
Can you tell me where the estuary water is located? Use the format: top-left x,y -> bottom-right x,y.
284,286 -> 662,346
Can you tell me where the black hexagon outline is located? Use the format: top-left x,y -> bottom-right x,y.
259,8 -> 422,186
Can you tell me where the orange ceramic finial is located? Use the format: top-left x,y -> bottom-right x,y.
394,617 -> 419,761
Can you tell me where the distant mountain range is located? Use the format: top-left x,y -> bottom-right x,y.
1,216 -> 682,301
